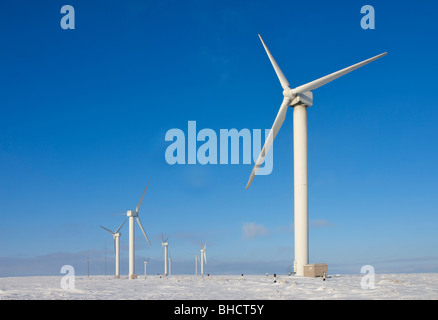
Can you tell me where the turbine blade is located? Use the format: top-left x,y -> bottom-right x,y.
246,97 -> 290,189
136,181 -> 150,213
204,251 -> 207,264
100,226 -> 114,235
136,217 -> 151,246
115,218 -> 127,234
293,52 -> 388,94
258,34 -> 290,89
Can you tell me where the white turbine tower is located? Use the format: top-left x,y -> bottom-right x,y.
200,243 -> 207,276
118,181 -> 152,279
168,252 -> 172,276
247,35 -> 387,277
100,219 -> 126,278
161,234 -> 169,276
195,254 -> 200,275
144,258 -> 150,277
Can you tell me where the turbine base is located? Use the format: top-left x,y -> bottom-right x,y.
302,263 -> 328,278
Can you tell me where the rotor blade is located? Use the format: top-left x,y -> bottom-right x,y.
203,251 -> 207,264
136,181 -> 150,213
293,52 -> 387,94
115,218 -> 127,234
136,217 -> 151,246
246,97 -> 291,189
100,226 -> 115,235
258,34 -> 290,89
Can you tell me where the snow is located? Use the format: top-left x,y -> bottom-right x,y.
0,273 -> 437,300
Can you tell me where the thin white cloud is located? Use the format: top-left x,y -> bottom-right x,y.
242,222 -> 268,239
310,219 -> 333,228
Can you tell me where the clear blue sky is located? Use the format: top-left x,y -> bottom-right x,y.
1,0 -> 438,276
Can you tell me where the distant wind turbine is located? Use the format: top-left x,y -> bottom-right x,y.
246,34 -> 387,276
200,243 -> 207,276
168,252 -> 172,276
161,234 -> 169,276
115,181 -> 152,279
195,254 -> 200,275
100,219 -> 126,278
144,258 -> 150,277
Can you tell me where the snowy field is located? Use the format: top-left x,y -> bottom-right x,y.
0,273 -> 437,300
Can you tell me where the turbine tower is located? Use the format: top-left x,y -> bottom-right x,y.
144,260 -> 148,277
246,34 -> 387,277
120,181 -> 152,279
100,219 -> 126,278
168,252 -> 172,276
200,243 -> 207,276
195,254 -> 200,275
161,234 -> 169,276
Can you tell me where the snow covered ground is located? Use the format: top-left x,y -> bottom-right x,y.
0,273 -> 437,300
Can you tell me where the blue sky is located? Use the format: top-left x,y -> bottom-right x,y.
1,0 -> 438,276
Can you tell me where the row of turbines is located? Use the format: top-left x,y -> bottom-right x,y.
99,181 -> 208,279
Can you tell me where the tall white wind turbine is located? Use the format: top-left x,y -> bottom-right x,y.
247,35 -> 387,276
200,243 -> 207,276
168,252 -> 172,276
144,259 -> 149,277
195,254 -> 200,275
100,219 -> 126,278
117,181 -> 152,279
161,234 -> 169,276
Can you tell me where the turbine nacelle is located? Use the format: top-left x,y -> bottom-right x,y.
127,210 -> 138,217
290,91 -> 313,107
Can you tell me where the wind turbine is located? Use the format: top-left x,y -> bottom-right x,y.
246,35 -> 387,277
116,181 -> 151,279
100,219 -> 126,278
200,243 -> 207,276
195,254 -> 200,275
168,252 -> 172,276
144,258 -> 150,277
161,234 -> 169,276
